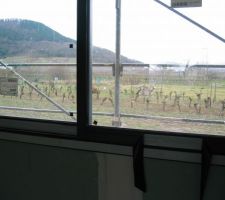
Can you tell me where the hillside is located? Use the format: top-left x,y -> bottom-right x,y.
0,19 -> 140,63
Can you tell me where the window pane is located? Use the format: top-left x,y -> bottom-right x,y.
0,0 -> 77,121
92,0 -> 225,135
92,0 -> 116,125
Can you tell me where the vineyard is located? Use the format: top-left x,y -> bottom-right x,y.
0,62 -> 225,135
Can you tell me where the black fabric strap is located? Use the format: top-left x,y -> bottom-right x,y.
133,135 -> 146,192
201,139 -> 212,200
201,137 -> 225,200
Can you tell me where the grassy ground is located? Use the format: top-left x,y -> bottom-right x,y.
0,57 -> 225,135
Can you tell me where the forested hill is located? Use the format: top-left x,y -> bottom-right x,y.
0,19 -> 140,63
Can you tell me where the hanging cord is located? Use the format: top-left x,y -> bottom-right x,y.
0,61 -> 76,121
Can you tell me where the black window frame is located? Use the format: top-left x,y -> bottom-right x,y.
76,0 -> 225,146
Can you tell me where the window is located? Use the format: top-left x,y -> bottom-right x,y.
91,0 -> 225,135
0,0 -> 224,139
0,0 -> 77,122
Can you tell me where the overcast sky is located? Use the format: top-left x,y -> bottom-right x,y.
0,0 -> 77,37
0,0 -> 225,64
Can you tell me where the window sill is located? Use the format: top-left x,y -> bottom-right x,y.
0,115 -> 225,166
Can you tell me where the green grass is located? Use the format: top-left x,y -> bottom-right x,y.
0,56 -> 225,135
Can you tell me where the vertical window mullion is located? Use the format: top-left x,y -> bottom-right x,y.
77,0 -> 92,133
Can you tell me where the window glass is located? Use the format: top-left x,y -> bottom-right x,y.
92,0 -> 225,135
0,0 -> 77,121
92,0 -> 116,125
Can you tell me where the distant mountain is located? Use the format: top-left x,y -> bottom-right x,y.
0,19 -> 140,63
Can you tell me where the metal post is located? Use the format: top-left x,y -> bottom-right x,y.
112,0 -> 122,126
